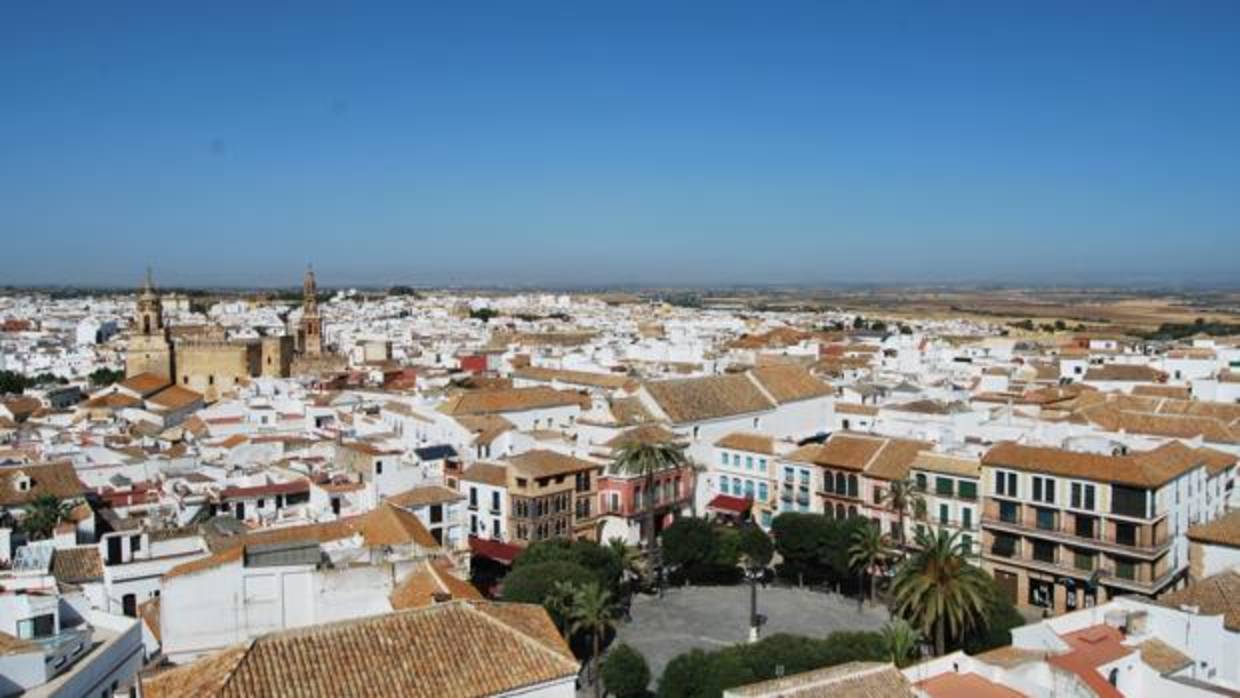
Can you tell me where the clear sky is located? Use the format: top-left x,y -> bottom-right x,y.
2,2 -> 1238,288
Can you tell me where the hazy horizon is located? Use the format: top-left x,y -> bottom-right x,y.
4,3 -> 1237,287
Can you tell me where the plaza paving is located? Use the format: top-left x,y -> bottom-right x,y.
612,584 -> 890,682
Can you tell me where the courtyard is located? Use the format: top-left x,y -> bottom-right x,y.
613,584 -> 891,682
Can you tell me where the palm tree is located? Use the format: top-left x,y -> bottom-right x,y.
611,440 -> 687,553
607,537 -> 646,588
880,618 -> 922,668
890,527 -> 990,656
570,582 -> 618,698
20,495 -> 74,541
880,478 -> 925,556
545,580 -> 579,639
848,523 -> 891,608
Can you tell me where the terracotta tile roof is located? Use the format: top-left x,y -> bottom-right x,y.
438,387 -> 589,416
748,366 -> 831,404
789,433 -> 929,482
644,374 -> 775,424
147,385 -> 204,411
52,546 -> 103,583
1048,625 -> 1132,698
461,462 -> 508,488
607,396 -> 656,426
172,504 -> 440,579
972,646 -> 1045,668
910,452 -> 981,478
1083,364 -> 1168,383
604,424 -> 682,449
120,372 -> 171,397
506,450 -> 600,479
1158,568 -> 1240,631
1076,404 -> 1239,444
915,672 -> 1023,698
0,461 -> 86,506
714,432 -> 775,455
1131,384 -> 1192,400
140,601 -> 578,698
511,366 -> 637,391
1137,638 -> 1192,675
836,402 -> 879,416
82,393 -> 143,410
1187,509 -> 1240,548
140,597 -> 162,644
724,661 -> 910,698
389,559 -> 483,610
386,485 -> 464,509
983,440 -> 1212,489
454,415 -> 516,446
0,396 -> 41,419
0,632 -> 41,657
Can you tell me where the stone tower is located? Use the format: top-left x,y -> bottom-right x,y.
126,268 -> 175,380
298,265 -> 323,357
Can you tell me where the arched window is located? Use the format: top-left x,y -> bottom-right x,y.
848,505 -> 858,518
835,503 -> 845,519
848,475 -> 859,498
1108,669 -> 1119,687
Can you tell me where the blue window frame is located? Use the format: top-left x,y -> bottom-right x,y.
758,482 -> 769,501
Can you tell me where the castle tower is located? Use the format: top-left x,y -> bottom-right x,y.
126,268 -> 175,381
298,264 -> 323,357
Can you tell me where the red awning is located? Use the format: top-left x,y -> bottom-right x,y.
468,536 -> 523,565
707,494 -> 751,515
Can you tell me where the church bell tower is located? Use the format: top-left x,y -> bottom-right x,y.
125,268 -> 175,380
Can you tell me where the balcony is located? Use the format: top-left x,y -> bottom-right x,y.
981,508 -> 1170,559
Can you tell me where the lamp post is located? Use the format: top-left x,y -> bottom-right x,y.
744,561 -> 764,643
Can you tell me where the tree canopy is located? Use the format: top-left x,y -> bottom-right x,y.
602,644 -> 651,698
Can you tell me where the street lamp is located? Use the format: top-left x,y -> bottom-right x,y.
743,559 -> 765,643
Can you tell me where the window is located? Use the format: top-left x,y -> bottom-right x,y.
1071,483 -> 1096,511
995,471 -> 1018,497
720,452 -> 728,465
746,456 -> 754,470
720,478 -> 730,495
131,535 -> 142,552
758,482 -> 768,501
939,503 -> 949,525
935,477 -> 953,496
1036,508 -> 1056,531
1032,540 -> 1056,564
759,458 -> 768,471
491,491 -> 501,512
960,534 -> 973,553
991,533 -> 1018,558
847,475 -> 859,498
1074,550 -> 1095,571
1075,515 -> 1096,539
999,501 -> 1019,524
375,460 -> 383,475
1115,522 -> 1137,547
1032,476 -> 1056,504
744,480 -> 755,498
1112,485 -> 1148,518
470,515 -> 478,534
1114,558 -> 1136,580
961,508 -> 973,529
492,519 -> 500,538
915,473 -> 927,492
958,481 -> 977,501
17,614 -> 54,639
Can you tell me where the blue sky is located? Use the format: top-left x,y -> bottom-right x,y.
2,2 -> 1237,287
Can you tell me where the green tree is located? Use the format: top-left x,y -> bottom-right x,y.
500,560 -> 595,627
0,370 -> 30,394
962,575 -> 1026,654
571,582 -> 619,698
608,537 -> 647,588
879,478 -> 925,555
737,525 -> 773,568
658,648 -> 754,698
848,523 -> 890,607
890,527 -> 990,656
514,539 -> 623,594
612,441 -> 688,553
602,644 -> 651,698
880,618 -> 921,668
88,367 -> 125,387
544,580 -> 580,638
20,495 -> 74,541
